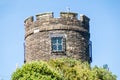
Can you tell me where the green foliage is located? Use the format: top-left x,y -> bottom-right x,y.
11,58 -> 117,80
48,58 -> 117,80
11,61 -> 62,80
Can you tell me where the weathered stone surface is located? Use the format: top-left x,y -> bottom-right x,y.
24,12 -> 90,63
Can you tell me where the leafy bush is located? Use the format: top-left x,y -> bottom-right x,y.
48,58 -> 116,80
11,61 -> 62,80
11,58 -> 117,80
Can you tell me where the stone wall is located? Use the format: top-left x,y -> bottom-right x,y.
24,12 -> 90,63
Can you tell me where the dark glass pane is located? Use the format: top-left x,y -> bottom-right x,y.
58,45 -> 62,51
52,38 -> 57,44
58,37 -> 62,44
52,45 -> 57,51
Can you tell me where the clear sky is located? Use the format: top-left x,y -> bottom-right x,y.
0,0 -> 120,80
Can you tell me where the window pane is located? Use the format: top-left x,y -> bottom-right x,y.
52,38 -> 57,44
58,45 -> 62,51
58,37 -> 62,44
52,45 -> 57,51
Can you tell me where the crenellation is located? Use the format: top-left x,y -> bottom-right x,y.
24,12 -> 90,33
24,16 -> 34,24
80,14 -> 90,31
24,16 -> 34,32
60,12 -> 78,19
36,12 -> 54,20
80,14 -> 90,23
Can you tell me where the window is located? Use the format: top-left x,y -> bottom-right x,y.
51,37 -> 63,52
89,41 -> 92,63
50,33 -> 66,53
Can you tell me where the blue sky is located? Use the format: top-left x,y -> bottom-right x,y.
0,0 -> 120,80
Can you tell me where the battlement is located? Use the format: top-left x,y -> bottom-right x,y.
80,14 -> 90,24
60,12 -> 78,19
24,12 -> 90,38
36,12 -> 54,20
24,12 -> 89,25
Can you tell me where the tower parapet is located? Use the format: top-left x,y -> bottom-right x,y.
60,12 -> 78,19
80,14 -> 90,31
24,12 -> 90,38
24,12 -> 91,63
36,12 -> 54,20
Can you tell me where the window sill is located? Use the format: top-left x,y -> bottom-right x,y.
51,51 -> 66,55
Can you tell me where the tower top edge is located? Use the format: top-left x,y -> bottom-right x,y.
24,16 -> 33,23
60,12 -> 78,15
24,12 -> 90,23
36,12 -> 53,16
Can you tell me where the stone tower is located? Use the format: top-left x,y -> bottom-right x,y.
24,12 -> 92,63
